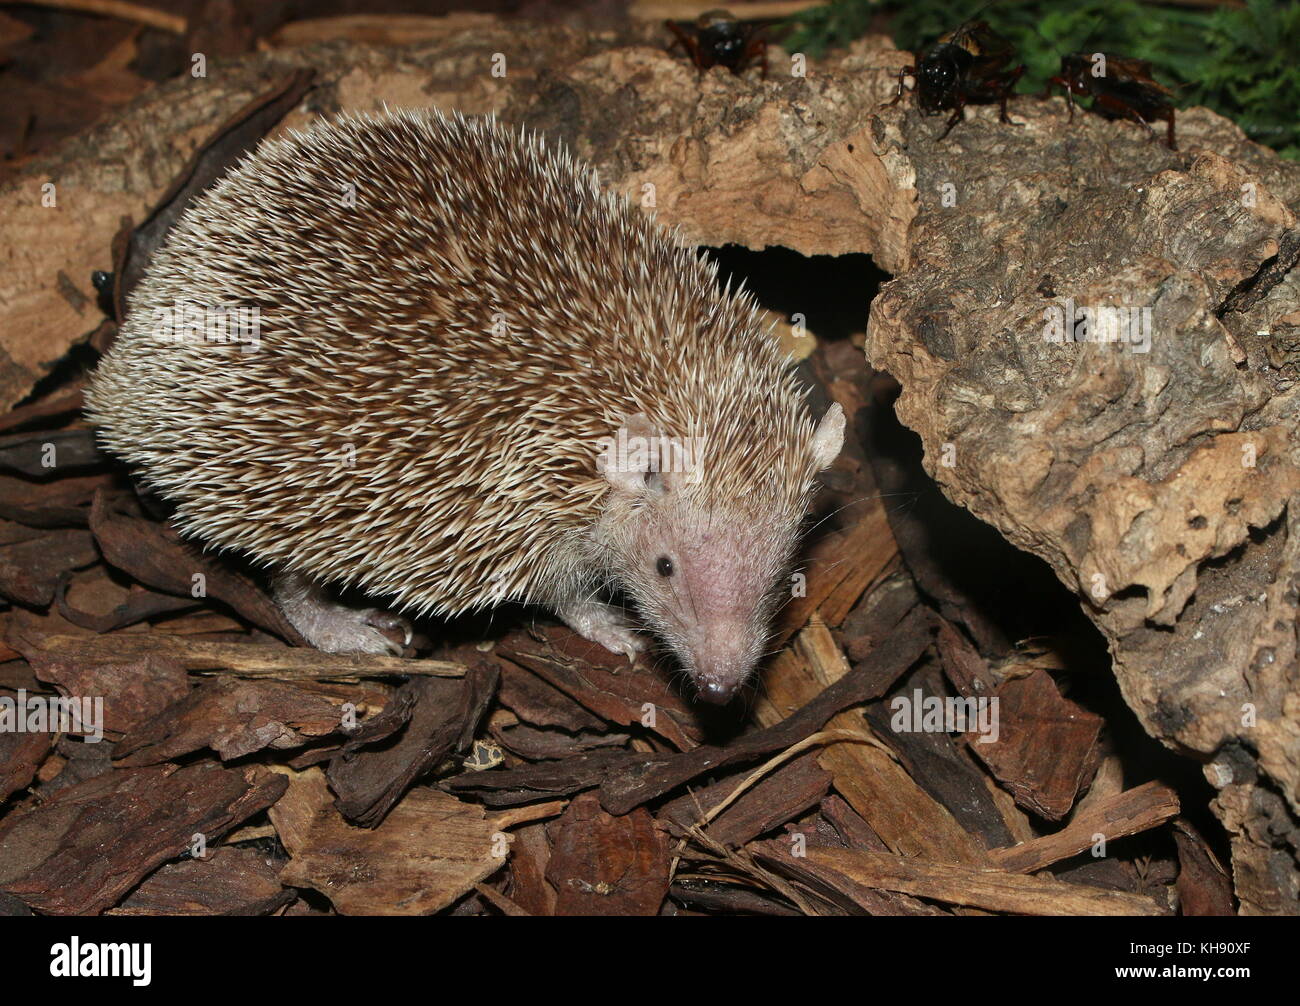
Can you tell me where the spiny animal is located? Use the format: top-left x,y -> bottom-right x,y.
86,108 -> 844,704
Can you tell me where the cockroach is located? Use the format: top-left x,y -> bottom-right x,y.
666,9 -> 768,79
1045,52 -> 1177,150
884,18 -> 1025,139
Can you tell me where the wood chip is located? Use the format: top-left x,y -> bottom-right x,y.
13,631 -> 463,681
114,678 -> 384,765
659,750 -> 832,847
269,767 -> 508,915
0,528 -> 97,606
89,490 -> 303,642
108,847 -> 293,916
756,620 -> 989,865
547,793 -> 670,916
0,693 -> 52,801
964,668 -> 1103,821
1172,818 -> 1235,916
0,762 -> 286,914
990,781 -> 1180,873
782,845 -> 1167,916
329,662 -> 497,827
503,625 -> 704,749
32,653 -> 190,736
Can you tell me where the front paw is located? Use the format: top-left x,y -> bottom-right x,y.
272,570 -> 414,657
558,600 -> 646,663
312,608 -> 410,656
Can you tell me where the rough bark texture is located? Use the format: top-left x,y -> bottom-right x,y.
2,16 -> 1296,911
866,109 -> 1300,915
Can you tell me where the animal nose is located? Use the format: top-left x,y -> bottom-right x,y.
696,678 -> 738,705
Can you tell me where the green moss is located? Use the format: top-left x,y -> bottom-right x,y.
784,0 -> 1300,158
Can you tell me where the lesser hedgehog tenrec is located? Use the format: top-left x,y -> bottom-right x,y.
87,109 -> 845,703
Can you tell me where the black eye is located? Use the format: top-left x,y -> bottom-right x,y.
656,557 -> 674,577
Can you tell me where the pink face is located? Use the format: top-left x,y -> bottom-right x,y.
594,404 -> 844,704
619,495 -> 795,703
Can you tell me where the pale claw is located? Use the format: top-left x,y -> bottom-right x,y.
363,609 -> 415,652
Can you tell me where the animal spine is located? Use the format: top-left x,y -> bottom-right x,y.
87,108 -> 843,702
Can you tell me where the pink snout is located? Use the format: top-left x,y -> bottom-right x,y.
688,638 -> 758,705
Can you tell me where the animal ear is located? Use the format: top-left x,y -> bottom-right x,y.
811,402 -> 845,471
656,436 -> 696,493
597,413 -> 664,496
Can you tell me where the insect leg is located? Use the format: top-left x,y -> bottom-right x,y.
882,65 -> 916,108
997,65 -> 1026,124
1096,93 -> 1155,142
665,21 -> 706,71
1045,77 -> 1076,121
939,99 -> 965,139
744,35 -> 769,80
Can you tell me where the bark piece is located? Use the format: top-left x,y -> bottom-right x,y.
493,721 -> 629,760
502,625 -> 703,749
965,669 -> 1103,821
0,762 -> 286,914
444,748 -> 640,807
818,794 -> 888,852
864,695 -> 1014,849
0,429 -> 107,479
109,847 -> 292,916
10,629 -> 462,681
0,692 -> 52,802
89,490 -> 303,643
32,654 -> 190,736
495,651 -> 608,733
0,472 -> 109,528
775,498 -> 896,647
755,833 -> 947,916
547,793 -> 669,916
113,678 -> 383,765
0,528 -> 97,606
990,782 -> 1181,874
1172,818 -> 1235,916
56,569 -> 197,633
772,845 -> 1166,917
269,767 -> 507,915
328,662 -> 498,827
669,879 -> 802,916
505,822 -> 557,917
838,570 -> 919,663
754,620 -> 988,865
659,750 -> 832,847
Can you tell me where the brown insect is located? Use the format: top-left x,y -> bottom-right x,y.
884,18 -> 1025,139
1045,52 -> 1177,150
666,9 -> 769,79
